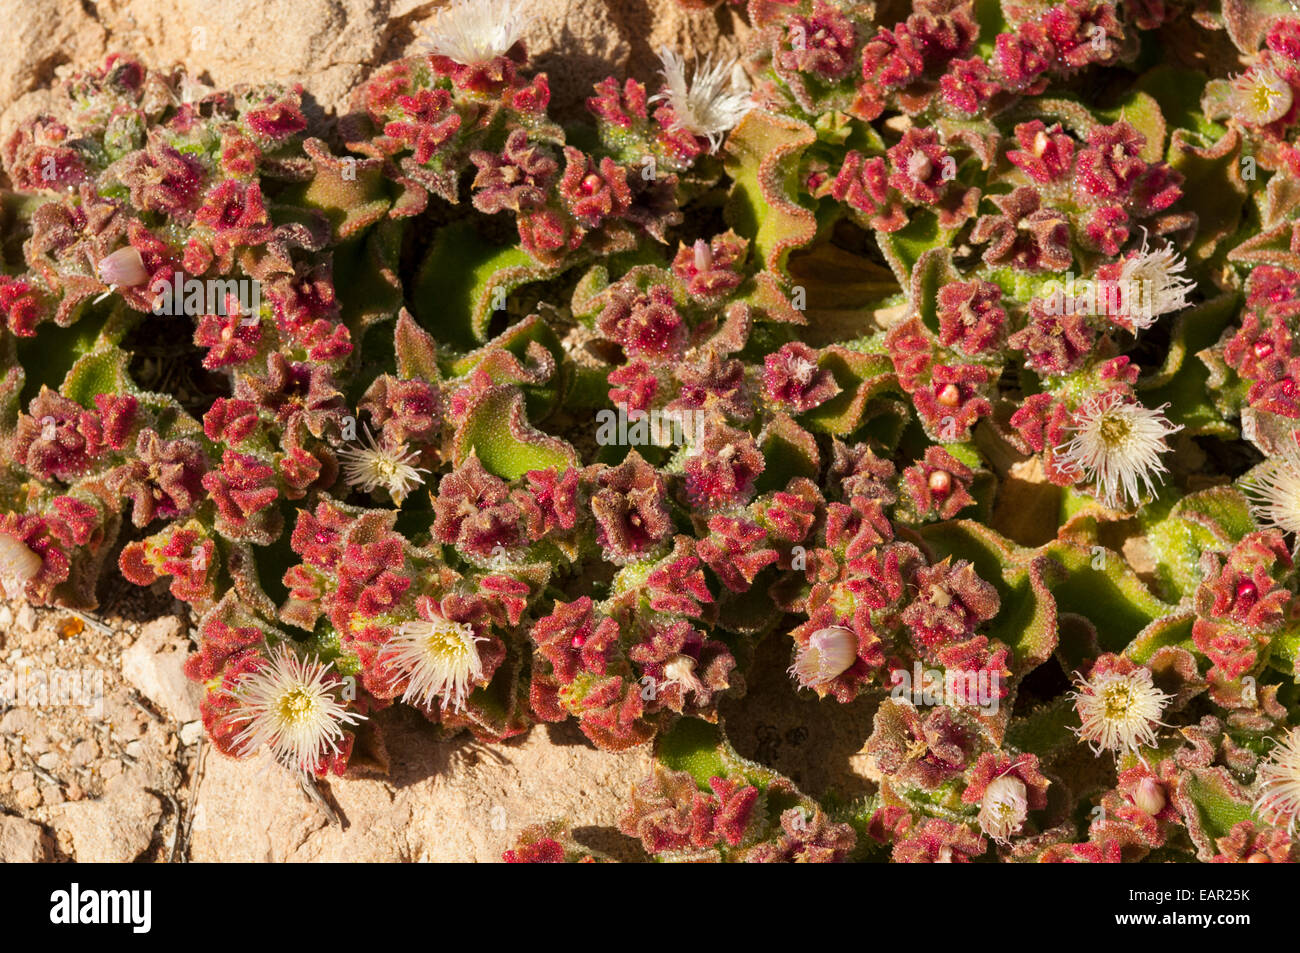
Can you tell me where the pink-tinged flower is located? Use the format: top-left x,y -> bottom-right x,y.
234,353 -> 344,440
1008,293 -> 1096,376
194,309 -> 262,369
887,128 -> 952,205
1191,619 -> 1261,683
762,477 -> 823,544
825,496 -> 893,564
671,232 -> 747,301
559,147 -> 632,229
1082,203 -> 1130,256
1196,532 -> 1291,632
619,768 -> 761,855
1006,121 -> 1075,184
940,57 -> 1000,115
15,389 -> 105,483
646,540 -> 714,616
589,451 -> 673,562
93,394 -> 138,451
532,597 -> 620,683
359,375 -> 442,445
332,533 -> 411,624
868,698 -> 971,787
202,450 -> 282,541
1044,0 -> 1122,69
906,1 -> 979,66
470,129 -> 557,214
503,837 -> 566,864
0,515 -> 69,602
245,97 -> 308,140
789,593 -> 885,702
763,342 -> 840,412
184,610 -> 262,683
670,351 -> 753,420
194,179 -> 274,253
858,24 -> 925,120
936,280 -> 1005,355
748,807 -> 857,863
629,619 -> 734,713
901,559 -> 1000,655
606,361 -> 659,413
1211,821 -> 1296,864
830,151 -> 907,231
697,515 -> 778,592
913,364 -> 993,440
777,1 -> 859,81
829,440 -> 897,504
384,89 -> 461,165
117,134 -> 206,220
520,467 -> 581,537
203,398 -> 261,445
0,276 -> 49,337
587,76 -> 648,128
683,422 -> 764,510
884,316 -> 933,393
992,21 -> 1054,92
970,186 -> 1072,272
289,502 -> 351,570
902,446 -> 975,520
597,284 -> 688,363
893,818 -> 985,863
962,752 -> 1050,843
1075,121 -> 1147,202
431,455 -> 524,558
108,430 -> 208,527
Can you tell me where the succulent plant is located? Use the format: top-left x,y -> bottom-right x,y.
5,0 -> 1300,863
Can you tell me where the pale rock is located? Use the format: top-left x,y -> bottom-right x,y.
120,616 -> 201,722
0,815 -> 49,862
52,771 -> 162,862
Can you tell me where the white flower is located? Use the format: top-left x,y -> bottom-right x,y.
1233,67 -> 1293,126
789,626 -> 857,687
659,654 -> 706,698
652,47 -> 753,152
0,531 -> 42,599
226,644 -> 364,778
419,0 -> 531,65
339,426 -> 427,504
1242,448 -> 1300,536
1254,728 -> 1300,837
381,616 -> 488,712
978,775 -> 1029,843
1054,392 -> 1181,510
1070,666 -> 1171,759
1116,236 -> 1196,328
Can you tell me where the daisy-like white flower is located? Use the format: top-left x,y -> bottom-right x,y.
338,426 -> 428,504
1254,728 -> 1300,837
652,47 -> 754,152
381,616 -> 488,712
1054,392 -> 1182,510
978,775 -> 1029,843
1118,236 -> 1196,328
789,626 -> 858,688
1070,667 -> 1171,759
419,0 -> 531,65
1242,448 -> 1300,536
1232,67 -> 1294,126
226,644 -> 364,778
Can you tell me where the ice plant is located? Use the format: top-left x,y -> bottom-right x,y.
7,2 -> 1300,864
1055,393 -> 1181,509
1071,665 -> 1171,760
338,426 -> 428,504
226,644 -> 364,778
419,0 -> 532,65
1254,729 -> 1300,837
652,48 -> 753,151
382,616 -> 488,712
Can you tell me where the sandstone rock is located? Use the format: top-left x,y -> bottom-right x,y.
0,815 -> 49,862
189,709 -> 653,862
120,616 -> 201,723
52,770 -> 162,862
